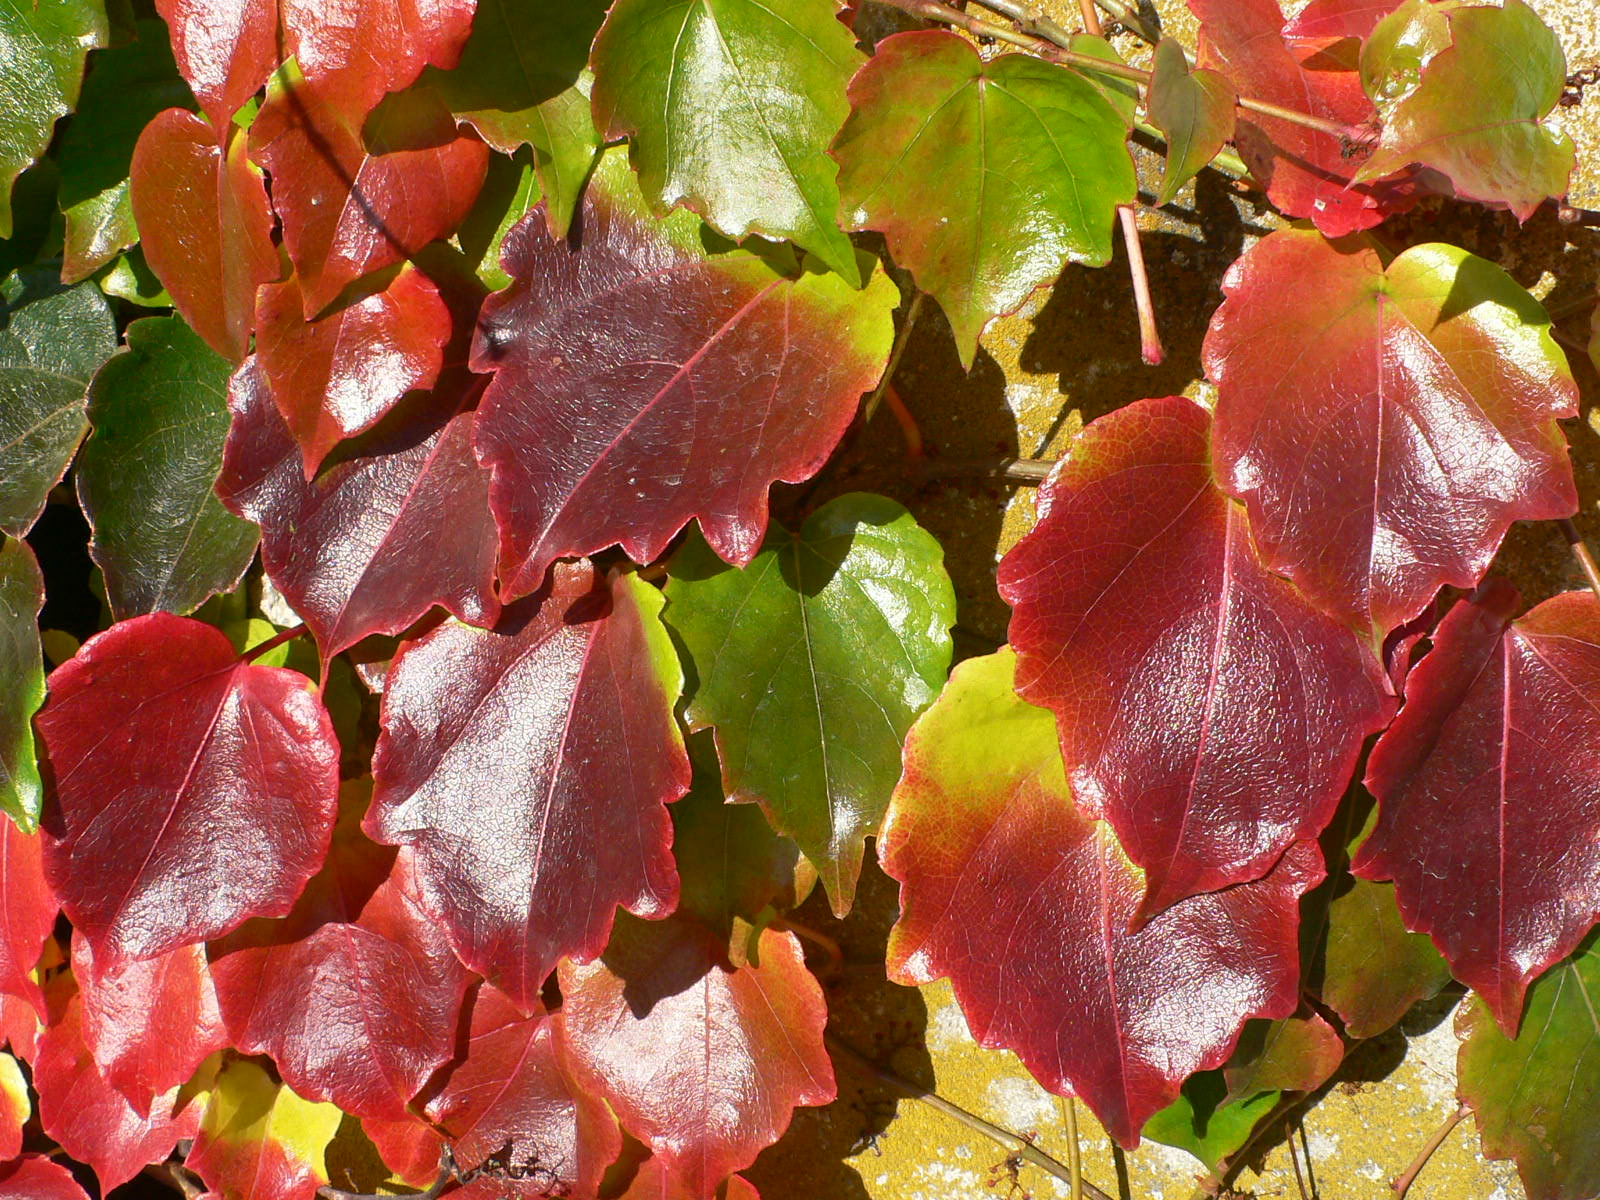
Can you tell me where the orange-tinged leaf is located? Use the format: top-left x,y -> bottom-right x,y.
0,1048 -> 27,1159
187,1057 -> 344,1200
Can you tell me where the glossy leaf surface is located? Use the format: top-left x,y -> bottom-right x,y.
998,396 -> 1388,914
217,360 -> 500,658
1357,0 -> 1574,219
592,0 -> 862,282
832,30 -> 1134,366
210,799 -> 468,1121
1355,584 -> 1600,1034
421,984 -> 621,1196
156,0 -> 476,126
251,74 -> 488,317
429,0 -> 605,237
72,937 -> 226,1108
0,268 -> 116,537
37,613 -> 340,965
0,537 -> 45,827
1457,931 -> 1600,1200
665,493 -> 953,913
255,266 -> 451,475
0,810 -> 52,1018
34,991 -> 199,1190
129,110 -> 278,362
0,1049 -> 24,1158
1191,0 -> 1406,235
1142,1073 -> 1277,1172
0,0 -> 106,237
1147,37 -> 1236,206
57,20 -> 195,282
618,1160 -> 762,1200
77,315 -> 258,620
558,916 -> 835,1195
879,649 -> 1322,1146
369,564 -> 689,1012
0,1156 -> 92,1200
187,1057 -> 344,1200
1205,229 -> 1577,643
471,151 -> 896,599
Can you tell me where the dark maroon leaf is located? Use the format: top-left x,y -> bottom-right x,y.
997,396 -> 1390,915
367,562 -> 689,1012
557,916 -> 834,1195
255,265 -> 451,476
36,613 -> 340,966
469,150 -> 896,600
216,359 -> 501,659
1356,582 -> 1600,1034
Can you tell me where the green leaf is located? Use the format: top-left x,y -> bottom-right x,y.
76,314 -> 259,620
1222,1013 -> 1343,1103
0,265 -> 116,536
1356,0 -> 1573,220
664,492 -> 955,915
1457,929 -> 1600,1200
0,0 -> 109,238
0,535 -> 45,830
97,246 -> 172,307
671,729 -> 804,943
427,0 -> 603,237
456,149 -> 541,292
591,0 -> 863,284
56,17 -> 195,282
1143,1071 -> 1278,1172
1301,792 -> 1453,1040
833,30 -> 1135,367
1147,37 -> 1236,206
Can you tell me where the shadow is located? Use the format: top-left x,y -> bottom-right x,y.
744,856 -> 933,1200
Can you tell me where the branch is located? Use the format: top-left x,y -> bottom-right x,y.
1391,1104 -> 1469,1198
971,0 -> 1161,47
870,0 -> 1357,140
826,1032 -> 1116,1200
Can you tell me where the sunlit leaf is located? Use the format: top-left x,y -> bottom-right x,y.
832,29 -> 1134,366
998,396 -> 1389,914
0,1156 -> 92,1200
879,649 -> 1321,1146
1147,38 -> 1236,205
187,1056 -> 345,1200
1204,229 -> 1577,644
0,538 -> 46,829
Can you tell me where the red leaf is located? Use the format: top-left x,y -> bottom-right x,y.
209,797 -> 468,1121
0,1156 -> 92,1200
0,816 -> 56,1021
1355,583 -> 1600,1034
155,0 -> 476,127
1282,0 -> 1399,48
997,396 -> 1389,915
251,75 -> 488,317
469,151 -> 896,600
368,563 -> 689,1012
0,996 -> 39,1064
1191,0 -> 1413,235
1204,229 -> 1578,644
880,649 -> 1323,1147
34,991 -> 200,1191
255,265 -> 451,477
557,918 -> 834,1196
36,613 -> 340,966
360,1112 -> 444,1189
129,110 -> 279,362
71,936 -> 228,1109
216,359 -> 501,659
0,1051 -> 25,1159
618,1159 -> 762,1200
420,984 -> 621,1196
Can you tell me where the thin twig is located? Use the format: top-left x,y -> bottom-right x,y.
919,456 -> 1056,485
240,622 -> 309,664
1063,1096 -> 1084,1200
1559,518 -> 1600,605
1077,0 -> 1102,37
969,0 -> 1079,46
863,292 -> 925,425
1391,1104 -> 1469,1198
870,0 -> 1355,139
1092,0 -> 1162,43
1189,1091 -> 1315,1199
827,1032 -> 1116,1200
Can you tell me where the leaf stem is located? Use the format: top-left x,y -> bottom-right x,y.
1391,1104 -> 1469,1198
1119,206 -> 1164,364
870,0 -> 1356,139
863,292 -> 925,425
1559,518 -> 1600,605
1063,1096 -> 1084,1200
826,1032 -> 1115,1200
775,916 -> 845,979
239,622 -> 310,664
